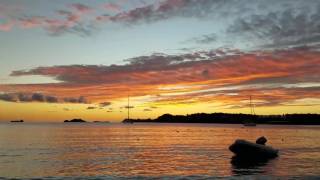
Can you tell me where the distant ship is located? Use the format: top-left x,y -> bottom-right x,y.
10,120 -> 24,123
243,96 -> 256,126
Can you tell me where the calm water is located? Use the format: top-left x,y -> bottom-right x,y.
0,123 -> 319,179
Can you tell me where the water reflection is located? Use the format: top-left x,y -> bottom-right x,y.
230,155 -> 278,175
0,123 -> 319,178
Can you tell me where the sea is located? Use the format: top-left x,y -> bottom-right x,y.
0,123 -> 319,179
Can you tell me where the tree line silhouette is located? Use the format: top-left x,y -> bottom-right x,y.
122,113 -> 320,125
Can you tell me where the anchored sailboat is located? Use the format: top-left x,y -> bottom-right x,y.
123,94 -> 133,124
127,94 -> 129,120
243,96 -> 256,126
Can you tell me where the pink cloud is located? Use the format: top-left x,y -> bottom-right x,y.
0,20 -> 14,31
3,47 -> 319,107
103,3 -> 122,12
157,0 -> 186,12
70,3 -> 92,14
19,16 -> 44,29
96,15 -> 110,22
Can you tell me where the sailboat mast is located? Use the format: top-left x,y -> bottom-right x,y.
250,96 -> 252,115
250,95 -> 256,115
127,94 -> 130,120
252,99 -> 256,115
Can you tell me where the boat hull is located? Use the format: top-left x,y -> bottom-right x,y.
229,139 -> 278,159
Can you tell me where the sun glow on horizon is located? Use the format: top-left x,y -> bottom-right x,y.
1,0 -> 319,121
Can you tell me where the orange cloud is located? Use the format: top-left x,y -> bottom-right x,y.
1,47 -> 319,110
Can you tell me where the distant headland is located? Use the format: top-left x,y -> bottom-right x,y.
122,113 -> 320,125
64,119 -> 87,123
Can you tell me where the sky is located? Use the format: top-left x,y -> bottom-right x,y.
0,0 -> 319,122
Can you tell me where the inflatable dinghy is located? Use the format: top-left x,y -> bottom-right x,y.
229,139 -> 278,159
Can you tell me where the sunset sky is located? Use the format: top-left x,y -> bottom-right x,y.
0,0 -> 319,122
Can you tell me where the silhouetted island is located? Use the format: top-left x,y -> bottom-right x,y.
64,119 -> 87,123
10,120 -> 24,123
122,113 -> 320,125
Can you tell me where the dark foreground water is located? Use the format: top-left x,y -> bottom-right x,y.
0,123 -> 319,179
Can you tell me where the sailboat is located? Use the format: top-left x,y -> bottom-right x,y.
123,94 -> 133,124
243,96 -> 256,126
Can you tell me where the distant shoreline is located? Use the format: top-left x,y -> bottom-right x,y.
122,113 -> 320,125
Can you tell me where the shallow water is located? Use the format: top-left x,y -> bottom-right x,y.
0,123 -> 319,179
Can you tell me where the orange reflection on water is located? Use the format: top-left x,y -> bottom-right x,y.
0,123 -> 319,178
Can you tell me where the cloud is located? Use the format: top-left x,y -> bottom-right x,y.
155,85 -> 320,109
87,106 -> 97,110
10,47 -> 318,87
18,16 -> 44,29
0,93 -> 17,102
0,0 -> 231,35
31,93 -> 45,102
45,95 -> 59,103
10,52 -> 206,84
0,1 -> 319,112
143,108 -> 152,111
0,2 -> 95,36
44,8 -> 95,37
124,106 -> 134,109
227,3 -> 320,49
0,92 -> 57,103
46,22 -> 95,37
1,0 -> 319,40
108,0 -> 220,24
5,0 -> 222,35
18,93 -> 31,102
63,96 -> 87,104
0,92 -> 87,104
70,3 -> 92,14
103,3 -> 121,12
186,33 -> 217,44
2,47 -> 319,108
0,20 -> 14,31
99,102 -> 111,107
